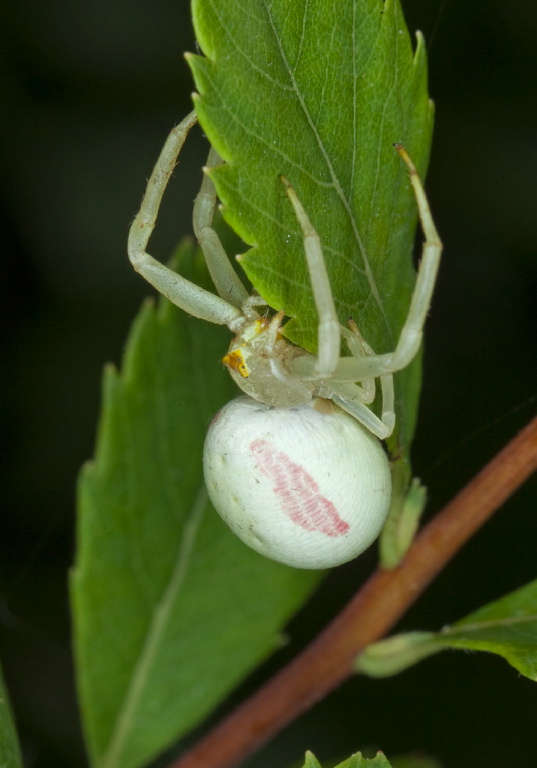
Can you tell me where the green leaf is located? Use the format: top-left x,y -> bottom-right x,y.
188,0 -> 433,453
380,469 -> 427,569
71,242 -> 320,768
301,751 -> 394,768
302,752 -> 323,768
0,662 -> 23,768
298,751 -> 437,768
336,754 -> 394,768
356,579 -> 537,680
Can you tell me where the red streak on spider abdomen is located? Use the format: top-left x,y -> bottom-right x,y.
250,439 -> 349,537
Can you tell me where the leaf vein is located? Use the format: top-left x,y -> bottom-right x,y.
101,486 -> 208,768
262,0 -> 388,330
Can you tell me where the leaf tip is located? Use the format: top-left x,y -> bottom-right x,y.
78,459 -> 96,486
413,29 -> 428,70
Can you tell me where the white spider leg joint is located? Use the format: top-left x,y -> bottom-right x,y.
129,114 -> 442,568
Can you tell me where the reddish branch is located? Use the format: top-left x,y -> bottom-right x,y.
170,415 -> 537,768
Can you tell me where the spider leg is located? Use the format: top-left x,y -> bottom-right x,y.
280,176 -> 340,377
316,381 -> 392,439
294,145 -> 442,384
319,322 -> 395,438
384,144 -> 443,373
341,319 -> 395,434
264,310 -> 286,355
128,111 -> 243,328
341,320 -> 375,403
193,147 -> 250,309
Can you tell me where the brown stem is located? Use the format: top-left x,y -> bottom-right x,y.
171,415 -> 537,768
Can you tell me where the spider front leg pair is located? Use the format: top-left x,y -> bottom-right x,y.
128,111 -> 442,569
128,110 -> 319,409
128,110 -> 250,331
279,145 -> 442,440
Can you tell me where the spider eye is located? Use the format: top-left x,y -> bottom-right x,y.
222,350 -> 250,378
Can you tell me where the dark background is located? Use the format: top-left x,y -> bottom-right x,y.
1,0 -> 536,766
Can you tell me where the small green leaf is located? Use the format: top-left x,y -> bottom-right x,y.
356,631 -> 440,677
72,242 -> 320,768
380,467 -> 427,569
357,580 -> 537,680
0,662 -> 23,768
302,751 -> 394,768
188,0 -> 433,453
303,752 -> 323,768
337,754 -> 394,768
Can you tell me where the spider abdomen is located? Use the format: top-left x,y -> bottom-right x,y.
203,396 -> 392,569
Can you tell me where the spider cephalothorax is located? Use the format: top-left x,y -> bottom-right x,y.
222,311 -> 316,407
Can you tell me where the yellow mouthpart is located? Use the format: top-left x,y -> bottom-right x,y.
222,349 -> 249,378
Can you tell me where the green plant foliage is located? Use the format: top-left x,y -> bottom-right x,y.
302,750 -> 394,768
0,663 -> 22,768
72,243 -> 321,768
188,0 -> 434,453
380,469 -> 427,569
356,579 -> 537,680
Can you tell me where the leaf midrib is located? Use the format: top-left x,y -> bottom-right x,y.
101,485 -> 208,768
444,613 -> 537,638
263,0 -> 388,329
207,0 -> 390,329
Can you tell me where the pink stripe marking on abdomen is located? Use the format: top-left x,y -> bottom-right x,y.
250,439 -> 349,537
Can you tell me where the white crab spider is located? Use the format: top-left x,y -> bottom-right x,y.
128,110 -> 442,569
